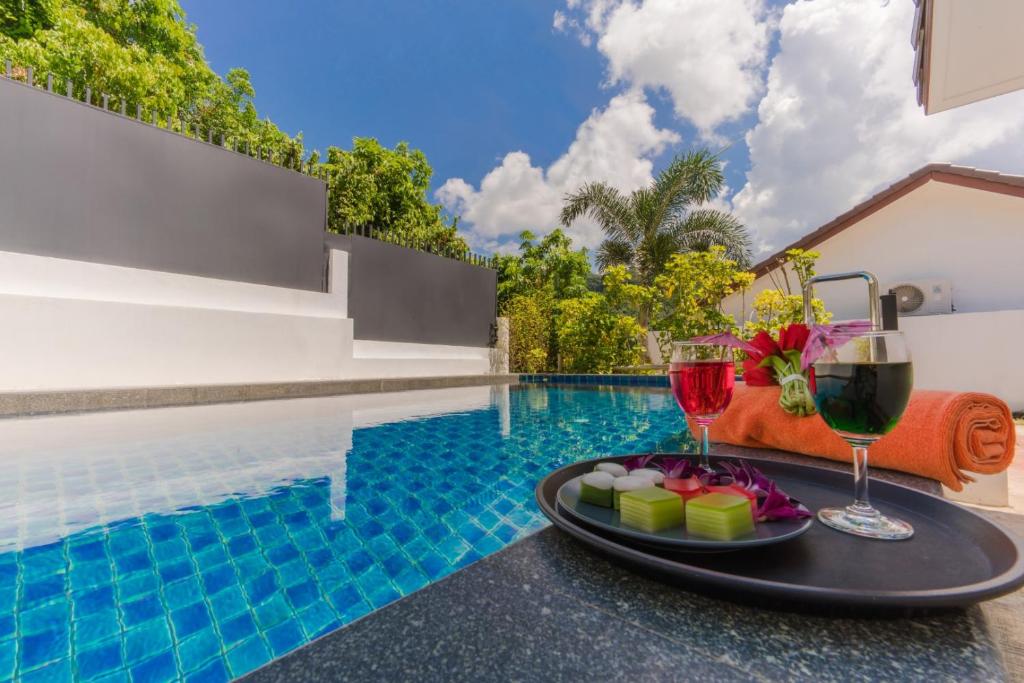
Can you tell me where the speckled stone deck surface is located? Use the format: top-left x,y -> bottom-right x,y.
244,447 -> 1020,683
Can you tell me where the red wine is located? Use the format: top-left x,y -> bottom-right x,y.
669,361 -> 735,420
811,362 -> 913,438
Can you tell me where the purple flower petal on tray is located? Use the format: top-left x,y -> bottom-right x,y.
623,454 -> 654,472
756,481 -> 812,522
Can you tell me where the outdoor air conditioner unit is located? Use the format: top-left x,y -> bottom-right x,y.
886,279 -> 954,316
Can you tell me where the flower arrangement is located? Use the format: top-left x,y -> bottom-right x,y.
742,324 -> 817,416
692,320 -> 873,418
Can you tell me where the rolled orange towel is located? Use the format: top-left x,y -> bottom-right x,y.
702,384 -> 1016,491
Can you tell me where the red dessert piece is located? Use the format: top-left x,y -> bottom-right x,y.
663,477 -> 704,502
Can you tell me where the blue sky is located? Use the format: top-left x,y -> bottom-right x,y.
181,1 -> 1024,257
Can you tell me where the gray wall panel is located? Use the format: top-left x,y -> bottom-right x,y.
331,234 -> 497,347
0,78 -> 326,291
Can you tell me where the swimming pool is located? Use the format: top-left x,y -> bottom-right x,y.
0,385 -> 690,682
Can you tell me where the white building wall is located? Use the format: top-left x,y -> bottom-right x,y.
724,181 -> 1024,321
0,248 -> 491,391
723,180 -> 1024,408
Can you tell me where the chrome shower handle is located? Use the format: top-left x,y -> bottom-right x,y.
802,270 -> 881,329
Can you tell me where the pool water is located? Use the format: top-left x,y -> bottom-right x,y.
0,385 -> 690,682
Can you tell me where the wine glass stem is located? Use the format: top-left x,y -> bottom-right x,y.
849,445 -> 878,520
699,422 -> 710,471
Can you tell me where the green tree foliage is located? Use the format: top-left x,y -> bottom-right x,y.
496,229 -> 593,372
650,247 -> 754,357
556,266 -> 647,373
560,149 -> 752,325
495,229 -> 590,311
322,138 -> 466,250
1,0 -> 464,249
743,249 -> 831,336
505,293 -> 551,373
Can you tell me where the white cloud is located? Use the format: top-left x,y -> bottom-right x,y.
732,0 -> 1024,252
557,0 -> 773,136
437,90 -> 679,250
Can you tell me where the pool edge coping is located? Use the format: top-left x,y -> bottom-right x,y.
0,374 -> 521,418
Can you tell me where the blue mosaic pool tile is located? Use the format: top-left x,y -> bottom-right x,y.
124,619 -> 172,665
123,594 -> 163,628
0,613 -> 14,641
171,602 -> 212,641
178,628 -> 220,673
264,620 -> 303,657
73,611 -> 121,649
77,639 -> 123,681
219,612 -> 256,647
164,577 -> 203,612
1,386 -> 691,681
0,638 -> 15,679
20,627 -> 69,671
283,581 -> 319,612
225,637 -> 271,678
252,595 -> 290,631
70,540 -> 108,564
129,649 -> 177,683
295,602 -> 337,640
21,657 -> 72,683
185,656 -> 229,683
208,588 -> 247,624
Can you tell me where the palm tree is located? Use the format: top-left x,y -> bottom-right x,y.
560,149 -> 751,295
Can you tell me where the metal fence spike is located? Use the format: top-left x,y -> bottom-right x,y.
46,73 -> 52,92
66,80 -> 73,97
26,67 -> 33,87
101,93 -> 109,110
120,99 -> 127,116
4,61 -> 10,78
207,129 -> 212,144
84,86 -> 91,105
151,111 -> 157,125
136,103 -> 142,120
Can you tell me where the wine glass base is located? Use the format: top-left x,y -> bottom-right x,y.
817,507 -> 914,540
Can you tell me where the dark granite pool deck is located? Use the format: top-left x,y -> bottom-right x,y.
245,447 -> 1023,683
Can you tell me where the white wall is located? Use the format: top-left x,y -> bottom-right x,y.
722,180 -> 1024,408
900,310 -> 1024,409
0,247 -> 492,391
724,180 -> 1024,322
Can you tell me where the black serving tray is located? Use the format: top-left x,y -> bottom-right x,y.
536,454 -> 1024,613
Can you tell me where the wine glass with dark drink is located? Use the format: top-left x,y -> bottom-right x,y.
669,342 -> 735,471
811,329 -> 914,540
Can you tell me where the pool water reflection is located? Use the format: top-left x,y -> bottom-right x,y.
0,385 -> 689,682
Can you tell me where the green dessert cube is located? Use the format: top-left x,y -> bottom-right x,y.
685,493 -> 756,541
579,471 -> 615,508
613,476 -> 655,510
619,487 -> 684,533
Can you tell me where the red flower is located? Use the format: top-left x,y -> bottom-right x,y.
778,324 -> 809,352
741,331 -> 781,386
741,359 -> 775,386
747,330 -> 781,361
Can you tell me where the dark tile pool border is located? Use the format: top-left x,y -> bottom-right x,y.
0,375 -> 520,418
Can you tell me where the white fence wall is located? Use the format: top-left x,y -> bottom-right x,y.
0,248 -> 490,391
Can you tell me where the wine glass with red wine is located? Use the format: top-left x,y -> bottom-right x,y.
811,330 -> 914,540
669,342 -> 735,471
